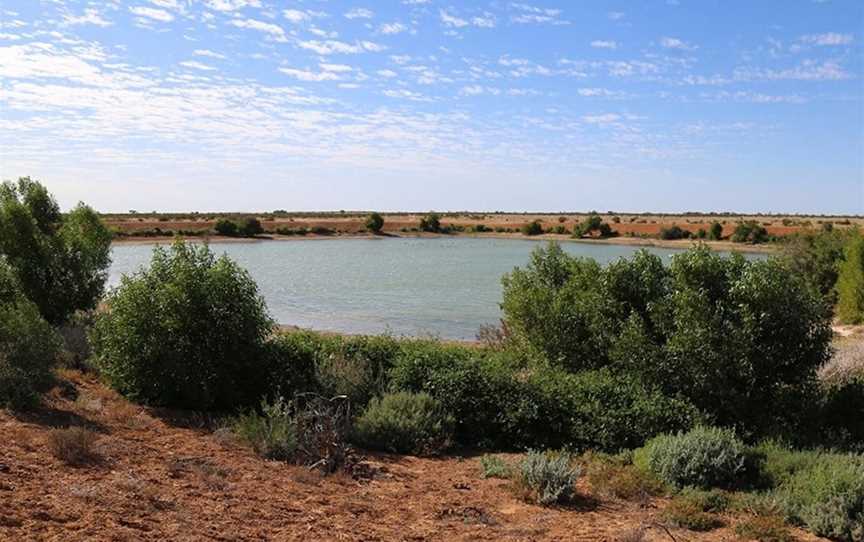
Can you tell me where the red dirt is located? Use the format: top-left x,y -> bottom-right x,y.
0,372 -> 827,541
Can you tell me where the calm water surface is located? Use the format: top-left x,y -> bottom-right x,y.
108,238 -> 764,340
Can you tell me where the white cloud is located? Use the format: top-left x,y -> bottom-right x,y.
440,10 -> 468,28
799,32 -> 853,46
205,0 -> 261,12
320,63 -> 352,72
382,89 -> 430,101
61,9 -> 112,27
129,6 -> 174,22
591,40 -> 618,50
582,113 -> 620,124
193,49 -> 226,59
377,69 -> 398,78
179,60 -> 216,71
344,8 -> 374,19
229,18 -> 286,40
283,10 -> 309,23
298,40 -> 384,55
660,37 -> 696,50
380,22 -> 407,34
278,67 -> 340,81
510,3 -> 567,24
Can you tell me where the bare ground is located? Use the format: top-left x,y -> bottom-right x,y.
1,371 -> 828,542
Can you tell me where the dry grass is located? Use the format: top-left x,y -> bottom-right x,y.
820,336 -> 864,384
583,455 -> 665,502
734,515 -> 794,542
47,427 -> 102,466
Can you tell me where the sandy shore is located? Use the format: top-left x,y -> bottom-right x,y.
112,232 -> 777,253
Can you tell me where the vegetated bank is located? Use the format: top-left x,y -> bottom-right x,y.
3,177 -> 864,541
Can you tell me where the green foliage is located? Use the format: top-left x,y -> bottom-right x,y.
732,221 -> 769,244
365,212 -> 384,233
708,221 -> 723,241
238,217 -> 264,237
582,452 -> 666,499
661,496 -> 724,531
521,220 -> 543,236
573,213 -> 616,238
635,427 -> 750,489
659,225 -> 690,240
0,177 -> 112,324
91,241 -> 274,410
353,392 -> 454,456
517,450 -> 580,505
0,260 -> 61,409
480,454 -> 511,479
733,516 -> 793,542
775,453 -> 864,541
780,228 -> 851,304
214,218 -> 239,236
836,235 -> 864,324
419,212 -> 441,232
228,396 -> 297,460
503,243 -> 832,438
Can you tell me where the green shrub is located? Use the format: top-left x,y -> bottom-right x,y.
419,212 -> 441,232
659,225 -> 690,240
780,228 -> 851,304
479,454 -> 511,479
0,177 -> 112,324
661,497 -> 723,531
582,453 -> 666,500
635,427 -> 750,489
228,396 -> 297,460
521,220 -> 543,236
365,212 -> 384,233
0,261 -> 61,409
353,392 -> 454,456
516,450 -> 580,505
708,221 -> 723,240
91,241 -> 273,410
776,454 -> 864,541
214,218 -> 238,236
678,488 -> 731,513
836,235 -> 864,324
732,221 -> 769,244
733,516 -> 793,542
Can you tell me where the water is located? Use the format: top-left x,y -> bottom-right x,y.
108,238 -> 765,340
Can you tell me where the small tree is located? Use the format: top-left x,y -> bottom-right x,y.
91,241 -> 274,410
365,212 -> 384,233
521,220 -> 543,236
239,217 -> 264,237
708,222 -> 723,241
419,212 -> 441,233
0,177 -> 112,324
836,235 -> 864,324
214,219 -> 238,237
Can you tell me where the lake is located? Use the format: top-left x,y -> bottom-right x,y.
108,238 -> 765,340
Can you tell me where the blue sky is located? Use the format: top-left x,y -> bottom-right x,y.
0,0 -> 861,214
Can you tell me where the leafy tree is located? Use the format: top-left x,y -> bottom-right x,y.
659,225 -> 690,240
239,217 -> 264,237
0,260 -> 61,409
419,212 -> 441,232
574,213 -> 616,238
781,228 -> 852,305
731,221 -> 769,244
708,222 -> 723,241
365,212 -> 384,233
214,218 -> 239,237
836,235 -> 864,324
0,177 -> 112,324
91,241 -> 274,410
521,220 -> 543,236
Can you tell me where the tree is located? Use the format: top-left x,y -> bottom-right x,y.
521,220 -> 543,236
214,218 -> 239,237
731,221 -> 769,244
365,212 -> 384,233
239,217 -> 264,237
91,241 -> 274,410
0,177 -> 112,324
836,235 -> 864,324
708,222 -> 723,241
419,212 -> 441,233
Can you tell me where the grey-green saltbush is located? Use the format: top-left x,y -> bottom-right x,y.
353,392 -> 454,456
634,426 -> 749,489
517,450 -> 581,505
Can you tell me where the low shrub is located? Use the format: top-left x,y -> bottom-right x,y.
365,212 -> 384,233
661,497 -> 723,531
0,261 -> 61,409
734,516 -> 794,542
582,453 -> 665,500
775,453 -> 864,541
678,488 -> 731,513
521,221 -> 543,236
353,392 -> 454,456
659,225 -> 690,240
48,427 -> 101,466
91,242 -> 274,410
836,235 -> 864,325
479,454 -> 511,479
516,450 -> 580,505
635,426 -> 750,489
228,397 -> 297,460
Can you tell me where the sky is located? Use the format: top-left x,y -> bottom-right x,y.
0,1 -> 862,214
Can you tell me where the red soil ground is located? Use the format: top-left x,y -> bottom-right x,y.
0,371 -> 827,541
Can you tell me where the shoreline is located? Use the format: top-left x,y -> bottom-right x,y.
111,231 -> 778,253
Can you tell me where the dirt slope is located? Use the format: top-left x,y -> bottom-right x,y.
0,372 -> 826,542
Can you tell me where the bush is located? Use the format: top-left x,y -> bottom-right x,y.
365,212 -> 384,233
659,225 -> 690,240
516,450 -> 580,505
228,396 -> 297,460
479,454 -> 511,479
780,228 -> 852,305
661,497 -> 723,531
521,220 -> 543,236
214,218 -> 238,237
775,454 -> 864,541
582,453 -> 666,500
0,261 -> 61,409
635,427 -> 750,489
419,212 -> 441,232
708,221 -> 723,240
48,427 -> 101,466
732,221 -> 769,244
353,392 -> 454,456
91,241 -> 274,410
238,217 -> 264,237
734,516 -> 793,542
0,177 -> 112,324
836,235 -> 864,324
